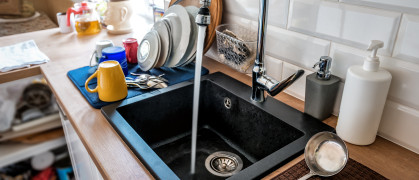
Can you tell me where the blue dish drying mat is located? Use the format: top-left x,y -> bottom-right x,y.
67,63 -> 209,109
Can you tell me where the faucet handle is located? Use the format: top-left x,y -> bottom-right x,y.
267,70 -> 305,96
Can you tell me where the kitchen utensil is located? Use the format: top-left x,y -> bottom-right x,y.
85,61 -> 128,102
169,0 -> 223,53
127,80 -> 167,89
100,46 -> 128,76
163,5 -> 191,67
126,74 -> 168,89
66,1 -> 101,35
147,79 -> 168,89
152,20 -> 171,68
123,38 -> 139,64
56,12 -> 73,33
299,132 -> 348,180
127,73 -> 168,84
137,30 -> 161,71
215,24 -> 257,73
89,40 -> 114,66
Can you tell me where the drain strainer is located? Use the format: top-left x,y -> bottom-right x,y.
224,97 -> 232,109
205,151 -> 243,177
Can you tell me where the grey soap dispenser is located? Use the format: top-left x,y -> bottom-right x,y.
305,56 -> 340,120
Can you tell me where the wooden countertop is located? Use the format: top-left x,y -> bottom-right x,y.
1,28 -> 418,180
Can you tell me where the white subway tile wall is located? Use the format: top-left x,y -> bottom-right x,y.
329,43 -> 364,81
222,13 -> 252,29
265,55 -> 284,81
288,0 -> 401,56
379,101 -> 419,153
265,25 -> 331,69
224,0 -> 290,28
393,14 -> 419,63
381,57 -> 419,110
282,62 -> 313,100
341,0 -> 419,15
206,0 -> 419,153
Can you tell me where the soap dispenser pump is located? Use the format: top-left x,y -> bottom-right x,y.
336,40 -> 392,145
305,56 -> 340,120
363,40 -> 384,71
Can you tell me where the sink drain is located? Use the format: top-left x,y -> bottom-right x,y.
205,151 -> 243,177
224,97 -> 232,109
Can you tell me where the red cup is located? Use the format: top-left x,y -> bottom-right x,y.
123,38 -> 138,64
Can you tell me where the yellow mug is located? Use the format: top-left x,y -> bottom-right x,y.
85,60 -> 128,102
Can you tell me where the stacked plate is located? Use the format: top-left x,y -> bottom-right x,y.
137,5 -> 199,71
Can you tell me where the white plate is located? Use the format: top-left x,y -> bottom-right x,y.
162,17 -> 172,34
182,6 -> 199,66
162,18 -> 173,52
181,52 -> 196,67
162,19 -> 173,65
177,6 -> 199,66
137,30 -> 161,71
152,20 -> 171,68
162,14 -> 180,67
151,30 -> 161,69
163,5 -> 191,67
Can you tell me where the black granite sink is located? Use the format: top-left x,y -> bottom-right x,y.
102,72 -> 334,180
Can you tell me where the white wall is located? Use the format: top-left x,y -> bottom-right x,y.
206,0 -> 419,154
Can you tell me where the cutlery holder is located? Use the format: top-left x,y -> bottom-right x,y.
215,24 -> 257,73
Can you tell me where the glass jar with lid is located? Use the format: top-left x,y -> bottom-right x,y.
67,1 -> 101,35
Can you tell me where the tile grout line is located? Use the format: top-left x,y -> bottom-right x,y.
285,0 -> 292,29
391,13 -> 404,57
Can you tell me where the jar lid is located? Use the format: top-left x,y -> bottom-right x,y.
102,46 -> 125,55
123,38 -> 138,44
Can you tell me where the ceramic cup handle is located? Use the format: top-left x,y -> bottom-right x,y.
85,71 -> 98,93
89,51 -> 97,67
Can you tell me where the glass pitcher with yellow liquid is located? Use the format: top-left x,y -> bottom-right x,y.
67,1 -> 101,35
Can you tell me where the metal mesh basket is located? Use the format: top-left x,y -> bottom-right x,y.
216,24 -> 257,73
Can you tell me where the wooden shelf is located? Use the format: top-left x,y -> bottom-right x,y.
0,65 -> 42,84
0,136 -> 66,168
0,116 -> 62,142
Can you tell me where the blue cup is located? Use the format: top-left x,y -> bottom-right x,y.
100,46 -> 128,76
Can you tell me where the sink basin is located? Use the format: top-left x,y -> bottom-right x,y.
102,72 -> 334,180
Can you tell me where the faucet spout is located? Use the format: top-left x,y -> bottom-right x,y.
251,0 -> 304,102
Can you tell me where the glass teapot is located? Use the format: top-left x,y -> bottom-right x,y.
67,1 -> 101,35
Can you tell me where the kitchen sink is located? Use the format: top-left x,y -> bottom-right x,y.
102,72 -> 334,180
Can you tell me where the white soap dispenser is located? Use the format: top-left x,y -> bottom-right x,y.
336,40 -> 392,145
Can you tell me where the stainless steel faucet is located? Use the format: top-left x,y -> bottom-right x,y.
251,0 -> 305,102
196,0 -> 211,26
